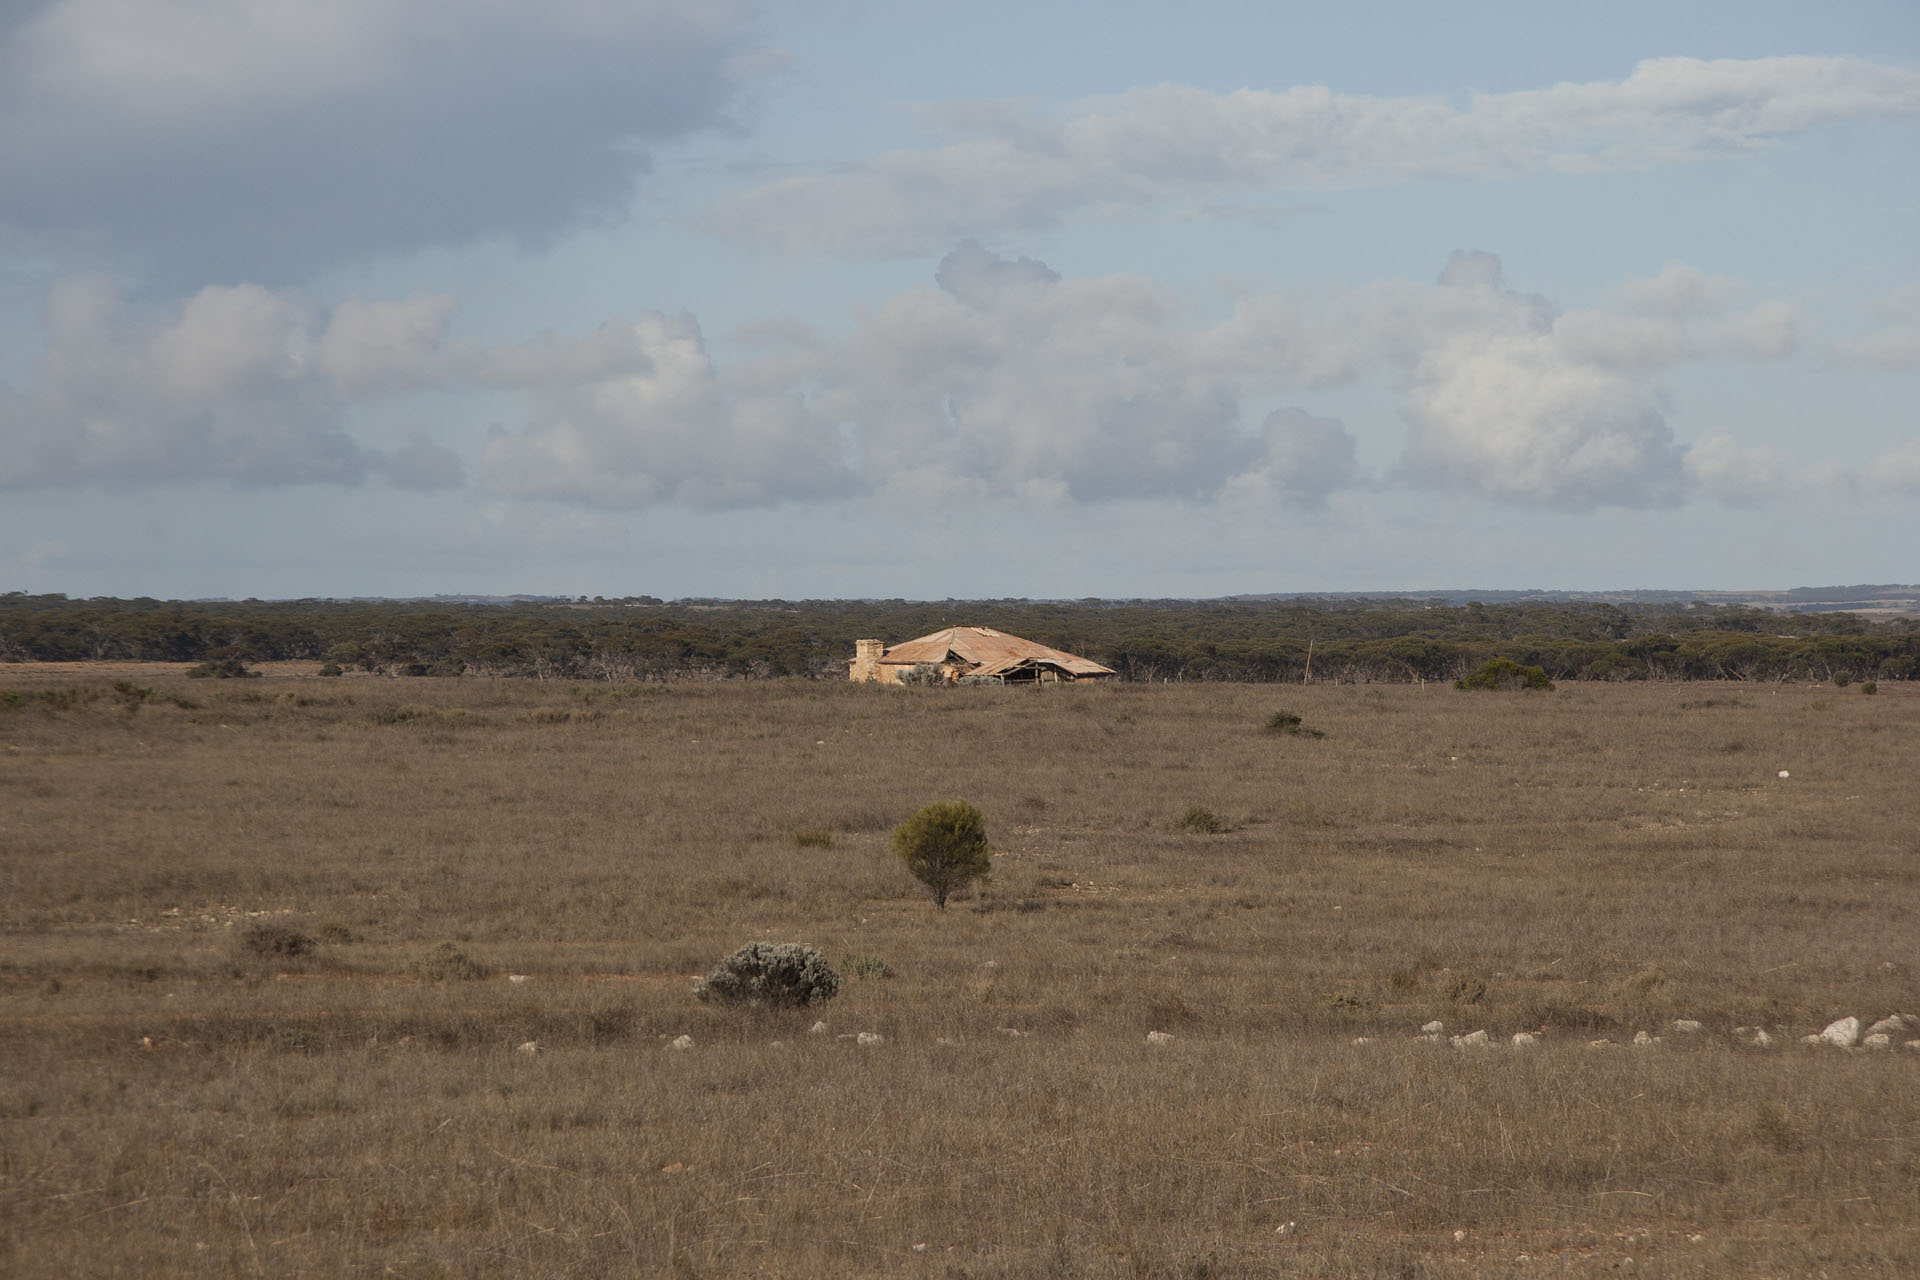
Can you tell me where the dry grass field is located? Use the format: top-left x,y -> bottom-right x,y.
2,666 -> 1916,1277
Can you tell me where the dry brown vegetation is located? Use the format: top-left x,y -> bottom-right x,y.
2,666 -> 1916,1277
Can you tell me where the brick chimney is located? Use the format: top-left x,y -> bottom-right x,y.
850,638 -> 885,682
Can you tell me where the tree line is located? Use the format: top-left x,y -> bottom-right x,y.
2,592 -> 1915,684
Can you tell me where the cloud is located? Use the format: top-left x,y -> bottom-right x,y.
712,57 -> 1920,256
0,0 -> 767,282
1827,286 -> 1920,372
0,250 -> 1839,513
477,312 -> 856,509
1396,333 -> 1687,509
0,276 -> 464,491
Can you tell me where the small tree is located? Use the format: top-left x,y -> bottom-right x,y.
892,800 -> 992,909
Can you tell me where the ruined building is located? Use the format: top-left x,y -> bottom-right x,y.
849,627 -> 1116,685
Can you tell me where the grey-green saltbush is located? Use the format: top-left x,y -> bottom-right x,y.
695,942 -> 841,1008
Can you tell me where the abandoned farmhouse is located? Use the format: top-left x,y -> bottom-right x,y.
848,627 -> 1117,685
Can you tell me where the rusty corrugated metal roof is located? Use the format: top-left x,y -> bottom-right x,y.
876,626 -> 1114,676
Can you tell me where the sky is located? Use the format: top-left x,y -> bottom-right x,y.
1,1 -> 1917,600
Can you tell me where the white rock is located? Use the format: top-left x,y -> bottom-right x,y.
1863,1033 -> 1892,1051
507,974 -> 532,984
1632,1031 -> 1660,1046
1776,770 -> 1789,779
1421,1020 -> 1445,1035
1146,1030 -> 1174,1045
1749,1029 -> 1774,1047
516,1040 -> 540,1056
1670,1019 -> 1704,1034
1450,1030 -> 1490,1048
1274,1221 -> 1297,1238
1802,1034 -> 1823,1045
996,1026 -> 1031,1039
809,1020 -> 829,1035
1352,1036 -> 1375,1045
1511,1032 -> 1539,1048
1906,1040 -> 1920,1052
857,1032 -> 885,1046
1589,1038 -> 1614,1048
1453,1229 -> 1467,1243
1818,1016 -> 1861,1048
670,1034 -> 694,1051
1865,1015 -> 1912,1039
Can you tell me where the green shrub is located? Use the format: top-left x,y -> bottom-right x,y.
1454,657 -> 1554,692
1861,680 -> 1878,695
896,663 -> 947,687
1177,805 -> 1225,835
318,662 -> 345,677
1831,670 -> 1854,688
891,800 -> 992,909
695,942 -> 841,1007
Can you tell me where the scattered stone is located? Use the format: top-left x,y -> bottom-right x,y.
1906,1040 -> 1920,1052
996,1026 -> 1031,1039
1776,770 -> 1789,779
659,1162 -> 686,1176
516,1040 -> 539,1056
857,1032 -> 885,1046
1670,1019 -> 1704,1034
669,1034 -> 694,1051
1274,1221 -> 1297,1238
1352,1036 -> 1375,1046
1865,1015 -> 1914,1039
1632,1031 -> 1661,1047
1802,1034 -> 1823,1045
507,974 -> 532,984
1818,1016 -> 1862,1048
1511,1032 -> 1539,1048
1451,1030 -> 1490,1048
1688,1235 -> 1705,1244
1863,1033 -> 1892,1051
1146,1030 -> 1175,1045
1421,1020 -> 1445,1035
1734,1026 -> 1775,1048
809,1020 -> 829,1035
911,1243 -> 927,1253
1453,1229 -> 1467,1243
1589,1039 -> 1614,1048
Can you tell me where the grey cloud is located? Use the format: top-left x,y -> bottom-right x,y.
713,57 -> 1920,257
0,1 -> 766,283
934,238 -> 1060,305
1253,409 -> 1359,507
368,436 -> 468,493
